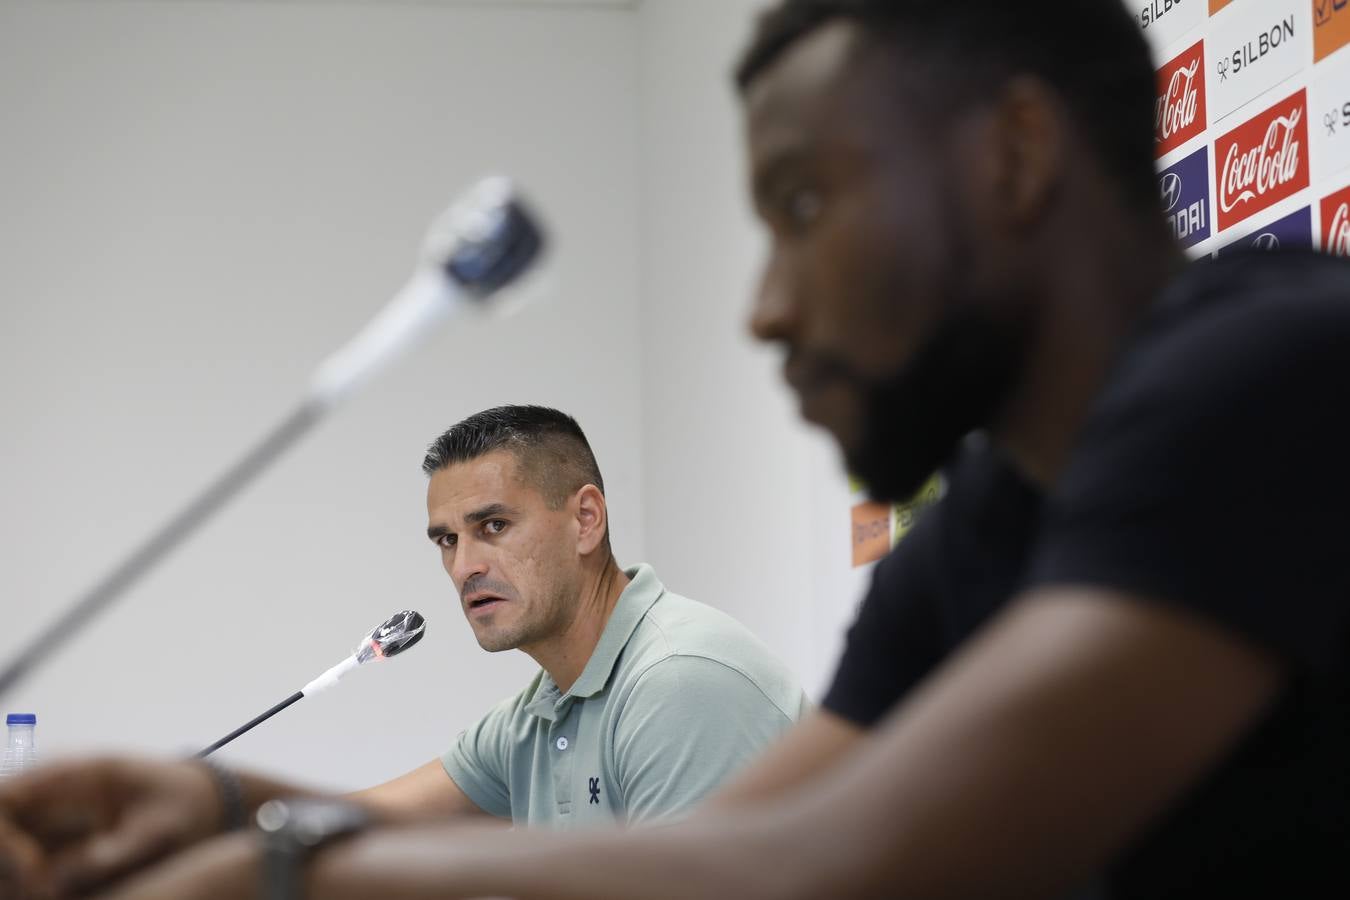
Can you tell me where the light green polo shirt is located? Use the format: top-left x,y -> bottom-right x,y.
441,564 -> 805,828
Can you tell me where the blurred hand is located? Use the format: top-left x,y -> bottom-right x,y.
93,831 -> 257,900
0,757 -> 223,897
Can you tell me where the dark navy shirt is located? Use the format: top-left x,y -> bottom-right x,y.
825,251 -> 1350,899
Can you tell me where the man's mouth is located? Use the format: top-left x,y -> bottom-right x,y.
784,351 -> 852,396
785,362 -> 845,423
465,593 -> 507,613
782,355 -> 813,393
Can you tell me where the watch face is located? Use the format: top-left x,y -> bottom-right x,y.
257,798 -> 370,848
256,799 -> 291,834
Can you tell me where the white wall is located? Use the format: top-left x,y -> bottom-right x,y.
0,0 -> 642,789
634,0 -> 865,697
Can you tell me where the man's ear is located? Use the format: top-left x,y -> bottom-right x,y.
964,75 -> 1066,231
573,484 -> 608,556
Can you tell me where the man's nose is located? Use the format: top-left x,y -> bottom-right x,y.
748,249 -> 799,343
450,541 -> 488,592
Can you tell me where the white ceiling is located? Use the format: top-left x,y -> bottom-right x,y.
59,0 -> 638,7
170,0 -> 638,6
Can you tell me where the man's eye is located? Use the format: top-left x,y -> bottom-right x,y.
437,534 -> 457,549
782,187 -> 823,230
484,520 -> 508,535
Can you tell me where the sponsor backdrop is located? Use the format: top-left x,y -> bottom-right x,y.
1142,0 -> 1350,258
849,0 -> 1350,567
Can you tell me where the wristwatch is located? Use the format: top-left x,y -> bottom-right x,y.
255,797 -> 371,900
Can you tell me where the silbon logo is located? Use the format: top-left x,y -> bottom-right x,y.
1136,0 -> 1184,28
1326,102 -> 1350,136
1217,17 -> 1296,81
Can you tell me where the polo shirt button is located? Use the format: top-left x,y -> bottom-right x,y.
556,736 -> 569,751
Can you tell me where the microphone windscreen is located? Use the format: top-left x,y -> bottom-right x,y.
425,177 -> 546,299
356,610 -> 427,663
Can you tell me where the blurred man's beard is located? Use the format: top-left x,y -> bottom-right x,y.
844,302 -> 1027,502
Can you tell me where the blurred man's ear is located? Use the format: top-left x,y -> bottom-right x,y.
972,75 -> 1066,231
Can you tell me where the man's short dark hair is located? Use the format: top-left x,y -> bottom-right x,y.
423,405 -> 605,504
735,0 -> 1159,214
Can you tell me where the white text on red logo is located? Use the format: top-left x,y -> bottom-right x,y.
1156,58 -> 1201,144
1220,110 -> 1303,215
1329,203 -> 1350,256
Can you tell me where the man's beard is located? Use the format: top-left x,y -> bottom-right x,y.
844,301 -> 1028,502
471,578 -> 574,653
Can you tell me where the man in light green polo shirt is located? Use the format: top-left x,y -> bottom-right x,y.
443,562 -> 802,826
413,405 -> 806,827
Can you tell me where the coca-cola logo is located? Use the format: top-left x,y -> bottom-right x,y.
1322,187 -> 1350,257
1328,203 -> 1350,255
1158,61 -> 1200,136
1215,90 -> 1311,232
1153,43 -> 1206,158
1219,110 -> 1301,213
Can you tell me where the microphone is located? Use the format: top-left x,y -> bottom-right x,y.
310,176 -> 544,407
0,178 -> 544,702
196,610 -> 427,758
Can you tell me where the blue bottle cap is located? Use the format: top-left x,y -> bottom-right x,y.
6,714 -> 36,725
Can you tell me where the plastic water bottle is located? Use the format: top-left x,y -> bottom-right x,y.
1,713 -> 38,779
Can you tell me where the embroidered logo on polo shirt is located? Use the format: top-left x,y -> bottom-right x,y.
588,777 -> 601,804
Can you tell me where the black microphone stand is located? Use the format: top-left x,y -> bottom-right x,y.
0,400 -> 323,700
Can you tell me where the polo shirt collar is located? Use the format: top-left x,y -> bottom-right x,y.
524,564 -> 663,720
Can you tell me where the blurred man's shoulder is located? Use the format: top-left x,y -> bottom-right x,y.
1091,250 -> 1350,426
1145,250 -> 1350,351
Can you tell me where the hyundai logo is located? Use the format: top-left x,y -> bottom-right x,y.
1160,173 -> 1183,212
1250,232 -> 1281,250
